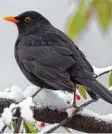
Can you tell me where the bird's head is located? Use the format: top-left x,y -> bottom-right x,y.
2,11 -> 50,34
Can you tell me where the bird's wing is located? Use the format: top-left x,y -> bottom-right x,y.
53,29 -> 112,104
18,44 -> 75,92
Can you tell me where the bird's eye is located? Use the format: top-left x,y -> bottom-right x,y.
24,17 -> 31,23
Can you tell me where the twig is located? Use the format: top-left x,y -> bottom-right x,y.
96,70 -> 112,78
93,66 -> 112,78
31,88 -> 42,98
80,99 -> 95,108
16,87 -> 42,104
1,125 -> 7,133
46,117 -> 70,133
13,118 -> 22,133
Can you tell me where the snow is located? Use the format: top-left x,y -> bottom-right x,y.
10,85 -> 24,101
109,86 -> 112,91
23,85 -> 39,98
39,123 -> 58,133
0,104 -> 16,131
2,108 -> 12,126
0,85 -> 24,101
0,97 -> 35,128
24,85 -> 69,110
55,90 -> 73,105
9,103 -> 17,111
0,85 -> 71,124
18,97 -> 35,123
93,66 -> 112,76
82,109 -> 112,123
66,107 -> 76,118
0,118 -> 5,131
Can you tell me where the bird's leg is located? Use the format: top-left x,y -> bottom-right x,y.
72,92 -> 77,108
59,87 -> 77,113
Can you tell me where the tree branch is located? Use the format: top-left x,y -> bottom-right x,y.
33,108 -> 112,133
46,98 -> 96,133
0,98 -> 112,133
0,66 -> 112,133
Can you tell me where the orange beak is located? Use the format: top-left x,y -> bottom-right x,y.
2,16 -> 20,23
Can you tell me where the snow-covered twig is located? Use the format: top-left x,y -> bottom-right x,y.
93,66 -> 112,78
1,125 -> 7,133
81,99 -> 95,108
0,66 -> 112,133
31,87 -> 42,98
0,97 -> 35,132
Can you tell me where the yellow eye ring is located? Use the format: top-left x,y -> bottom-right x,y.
24,17 -> 31,23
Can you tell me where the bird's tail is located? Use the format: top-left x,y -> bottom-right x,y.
92,80 -> 112,104
76,78 -> 112,104
87,89 -> 99,101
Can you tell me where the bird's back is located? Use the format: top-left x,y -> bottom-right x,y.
43,25 -> 94,74
15,24 -> 95,84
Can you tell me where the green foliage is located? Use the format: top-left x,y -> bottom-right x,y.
97,0 -> 111,31
12,122 -> 16,129
23,120 -> 39,133
66,0 -> 112,40
66,0 -> 88,40
109,72 -> 112,87
77,85 -> 87,99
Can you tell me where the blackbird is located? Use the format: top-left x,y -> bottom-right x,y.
3,11 -> 112,106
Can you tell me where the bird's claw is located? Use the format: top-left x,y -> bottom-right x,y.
59,109 -> 66,113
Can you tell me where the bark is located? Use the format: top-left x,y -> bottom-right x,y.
0,98 -> 112,133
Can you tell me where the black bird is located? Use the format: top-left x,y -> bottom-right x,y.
3,11 -> 112,107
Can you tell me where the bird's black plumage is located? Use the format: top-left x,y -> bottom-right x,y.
5,11 -> 112,104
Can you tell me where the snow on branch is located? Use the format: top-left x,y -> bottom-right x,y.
0,98 -> 112,133
0,86 -> 111,132
93,66 -> 112,77
0,97 -> 35,132
0,65 -> 112,133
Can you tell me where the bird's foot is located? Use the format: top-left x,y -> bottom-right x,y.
72,101 -> 77,108
59,104 -> 83,118
66,107 -> 76,118
66,106 -> 84,118
59,98 -> 77,113
59,107 -> 70,113
59,104 -> 77,114
59,107 -> 77,118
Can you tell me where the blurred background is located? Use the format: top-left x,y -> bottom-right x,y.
0,0 -> 112,132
